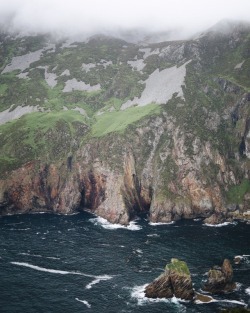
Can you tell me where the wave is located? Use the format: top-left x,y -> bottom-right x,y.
234,255 -> 250,264
149,221 -> 175,226
218,299 -> 247,306
196,296 -> 246,306
130,284 -> 188,307
204,221 -> 237,227
89,216 -> 142,231
11,262 -> 113,288
9,228 -> 31,231
75,298 -> 91,308
18,253 -> 60,260
85,275 -> 112,289
245,287 -> 250,295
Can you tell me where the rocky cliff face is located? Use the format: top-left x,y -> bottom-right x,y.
0,21 -> 250,224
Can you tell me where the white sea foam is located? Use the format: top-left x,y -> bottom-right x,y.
196,297 -> 246,306
204,222 -> 237,227
75,298 -> 91,308
234,255 -> 250,265
11,262 -> 113,288
147,233 -> 160,237
85,275 -> 112,289
89,216 -> 142,231
19,253 -> 42,258
245,287 -> 250,295
130,284 -> 186,307
136,249 -> 143,254
9,228 -> 31,231
218,299 -> 246,306
149,221 -> 175,226
18,253 -> 60,260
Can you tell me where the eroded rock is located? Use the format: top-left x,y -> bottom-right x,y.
145,258 -> 194,300
203,259 -> 236,294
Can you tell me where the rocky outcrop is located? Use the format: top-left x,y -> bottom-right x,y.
203,259 -> 236,294
0,150 -> 148,225
145,258 -> 194,300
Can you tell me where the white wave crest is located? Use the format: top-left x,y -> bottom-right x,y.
218,299 -> 246,306
149,221 -> 175,226
89,217 -> 142,231
204,222 -> 237,227
245,287 -> 250,295
85,275 -> 112,289
196,297 -> 246,306
130,284 -> 186,306
9,228 -> 31,231
11,262 -> 113,288
18,253 -> 60,260
147,233 -> 160,237
75,298 -> 91,308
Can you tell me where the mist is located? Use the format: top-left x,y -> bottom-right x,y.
0,0 -> 250,40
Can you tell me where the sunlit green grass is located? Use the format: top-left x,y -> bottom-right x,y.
91,104 -> 161,137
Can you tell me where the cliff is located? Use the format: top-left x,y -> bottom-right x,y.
0,21 -> 250,224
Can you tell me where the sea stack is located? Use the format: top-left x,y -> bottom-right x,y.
145,258 -> 194,300
203,259 -> 236,293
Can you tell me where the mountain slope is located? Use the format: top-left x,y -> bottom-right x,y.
0,21 -> 250,224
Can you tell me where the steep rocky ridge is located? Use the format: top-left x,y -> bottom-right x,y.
0,21 -> 250,224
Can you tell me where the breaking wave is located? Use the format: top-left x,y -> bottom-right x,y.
75,298 -> 91,308
11,262 -> 113,288
89,216 -> 142,230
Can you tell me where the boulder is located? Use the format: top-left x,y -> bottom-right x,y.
145,258 -> 194,300
203,259 -> 236,293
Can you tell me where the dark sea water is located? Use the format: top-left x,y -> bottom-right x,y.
0,212 -> 249,313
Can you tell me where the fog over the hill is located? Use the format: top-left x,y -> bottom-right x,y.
0,0 -> 250,40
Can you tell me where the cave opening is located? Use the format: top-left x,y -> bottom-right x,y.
239,136 -> 246,157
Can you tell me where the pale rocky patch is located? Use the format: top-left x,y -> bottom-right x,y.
63,79 -> 101,92
82,63 -> 96,72
139,48 -> 160,59
234,60 -> 245,69
127,59 -> 145,72
17,72 -> 30,80
38,66 -> 57,88
72,107 -> 88,116
2,44 -> 55,74
61,69 -> 70,76
121,60 -> 191,110
0,105 -> 41,125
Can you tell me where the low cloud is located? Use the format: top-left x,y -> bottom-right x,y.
0,0 -> 250,39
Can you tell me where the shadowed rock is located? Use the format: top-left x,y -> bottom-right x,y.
203,259 -> 236,293
145,258 -> 194,300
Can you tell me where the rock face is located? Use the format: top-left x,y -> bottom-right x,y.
203,259 -> 236,293
1,22 -> 250,224
145,258 -> 194,300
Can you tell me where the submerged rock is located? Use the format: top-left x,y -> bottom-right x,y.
194,292 -> 214,303
145,258 -> 194,300
203,259 -> 236,293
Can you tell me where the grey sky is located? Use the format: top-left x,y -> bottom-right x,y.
0,0 -> 250,38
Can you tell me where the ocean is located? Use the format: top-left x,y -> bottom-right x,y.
0,212 -> 249,312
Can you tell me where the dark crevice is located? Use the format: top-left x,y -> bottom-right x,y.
239,137 -> 246,157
